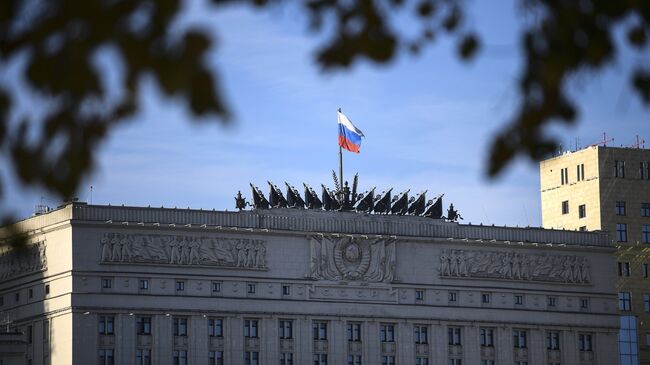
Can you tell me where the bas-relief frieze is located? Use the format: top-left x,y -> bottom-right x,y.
439,248 -> 591,284
307,234 -> 396,283
99,233 -> 267,269
0,240 -> 47,280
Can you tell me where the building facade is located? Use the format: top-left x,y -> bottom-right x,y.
540,145 -> 650,365
1,202 -> 618,365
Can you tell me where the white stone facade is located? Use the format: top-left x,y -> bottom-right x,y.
0,203 -> 619,364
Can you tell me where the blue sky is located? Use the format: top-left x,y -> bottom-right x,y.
5,0 -> 650,226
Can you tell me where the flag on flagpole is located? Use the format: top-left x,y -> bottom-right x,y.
338,110 -> 365,153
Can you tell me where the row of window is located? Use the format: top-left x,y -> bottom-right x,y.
615,223 -> 650,243
100,278 -> 293,296
0,284 -> 50,307
617,261 -> 650,278
614,160 -> 650,179
618,292 -> 650,313
616,201 -> 650,217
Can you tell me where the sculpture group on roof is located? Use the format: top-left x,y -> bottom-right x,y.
235,172 -> 463,221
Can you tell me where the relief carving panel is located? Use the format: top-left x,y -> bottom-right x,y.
0,240 -> 47,280
99,233 -> 266,269
439,249 -> 591,284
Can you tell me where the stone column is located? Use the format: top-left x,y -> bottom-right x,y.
366,320 -> 379,364
528,327 -> 544,365
432,323 -> 447,364
398,321 -> 414,365
263,316 -> 278,365
296,317 -> 312,364
227,316 -> 243,365
191,315 -> 208,365
497,326 -> 514,364
332,319 -> 346,364
464,323 -> 480,364
561,329 -> 577,365
154,314 -> 173,365
119,313 -> 136,364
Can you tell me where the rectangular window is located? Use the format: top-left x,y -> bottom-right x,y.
282,285 -> 291,296
619,316 -> 638,365
29,288 -> 33,299
448,292 -> 457,302
139,279 -> 149,290
279,320 -> 293,339
448,359 -> 462,365
561,167 -> 569,185
579,333 -> 593,351
313,354 -> 328,365
643,225 -> 650,243
208,351 -> 223,365
619,261 -> 631,276
579,204 -> 586,218
98,349 -> 115,365
561,200 -> 569,214
448,327 -> 461,345
645,263 -> 649,278
415,358 -> 429,365
244,352 -> 259,365
644,294 -> 650,312
313,321 -> 327,340
414,325 -> 428,344
547,296 -> 557,307
480,361 -> 494,365
347,322 -> 362,342
98,315 -> 115,335
481,293 -> 491,304
27,325 -> 32,344
347,355 -> 361,365
136,349 -> 151,365
212,282 -> 221,293
641,161 -> 649,180
579,226 -> 587,231
642,203 -> 650,217
43,320 -> 49,341
581,298 -> 589,309
515,294 -> 524,305
247,283 -> 256,294
513,329 -> 527,348
173,317 -> 187,336
415,289 -> 425,301
617,223 -> 628,242
15,292 -> 19,302
208,318 -> 223,337
45,284 -> 50,295
380,324 -> 395,342
381,356 -> 395,365
244,319 -> 259,338
136,316 -> 151,335
173,350 -> 188,365
280,353 -> 294,365
616,160 -> 626,178
546,331 -> 560,350
619,292 -> 632,311
101,278 -> 112,289
175,281 -> 185,291
577,164 -> 585,181
616,201 -> 627,216
480,328 -> 494,347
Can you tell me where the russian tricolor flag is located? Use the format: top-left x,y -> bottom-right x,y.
338,110 -> 365,153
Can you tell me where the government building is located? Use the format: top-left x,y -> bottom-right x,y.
0,201 -> 619,364
540,144 -> 650,365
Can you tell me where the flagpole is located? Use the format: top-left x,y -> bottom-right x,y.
338,108 -> 344,200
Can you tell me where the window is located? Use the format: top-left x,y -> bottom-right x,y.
27,325 -> 32,344
415,290 -> 425,301
208,318 -> 223,337
577,163 -> 585,181
208,351 -> 223,365
15,292 -> 19,302
513,329 -> 527,348
616,160 -> 626,178
619,261 -> 631,276
313,321 -> 327,340
579,204 -> 586,218
347,322 -> 361,342
643,225 -> 650,243
45,284 -> 50,295
0,296 -> 3,306
547,296 -> 557,307
480,328 -> 494,347
98,315 -> 115,335
481,293 -> 490,304
279,320 -> 293,339
280,353 -> 294,365
380,324 -> 395,342
617,223 -> 628,242
616,201 -> 627,216
282,285 -> 291,296
561,200 -> 569,215
244,352 -> 259,365
244,319 -> 258,338
414,325 -> 428,344
644,294 -> 650,312
212,282 -> 221,293
546,331 -> 560,350
29,288 -> 33,299
173,350 -> 188,365
644,263 -> 649,278
313,354 -> 328,365
480,361 -> 494,365
381,356 -> 395,365
347,355 -> 361,365
619,316 -> 638,365
448,359 -> 462,365
247,283 -> 256,294
43,320 -> 49,341
448,327 -> 461,345
173,317 -> 187,336
102,278 -> 112,289
98,349 -> 114,365
175,280 -> 185,292
448,292 -> 457,302
416,358 -> 429,365
619,292 -> 632,311
136,316 -> 151,335
580,298 -> 589,309
139,279 -> 149,290
579,226 -> 587,231
579,333 -> 592,351
515,294 -> 524,305
642,203 -> 650,217
136,349 -> 151,365
561,167 -> 568,185
641,161 -> 649,180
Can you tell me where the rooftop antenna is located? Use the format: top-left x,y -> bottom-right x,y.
574,137 -> 579,152
630,135 -> 646,149
90,185 -> 93,205
589,132 -> 614,147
